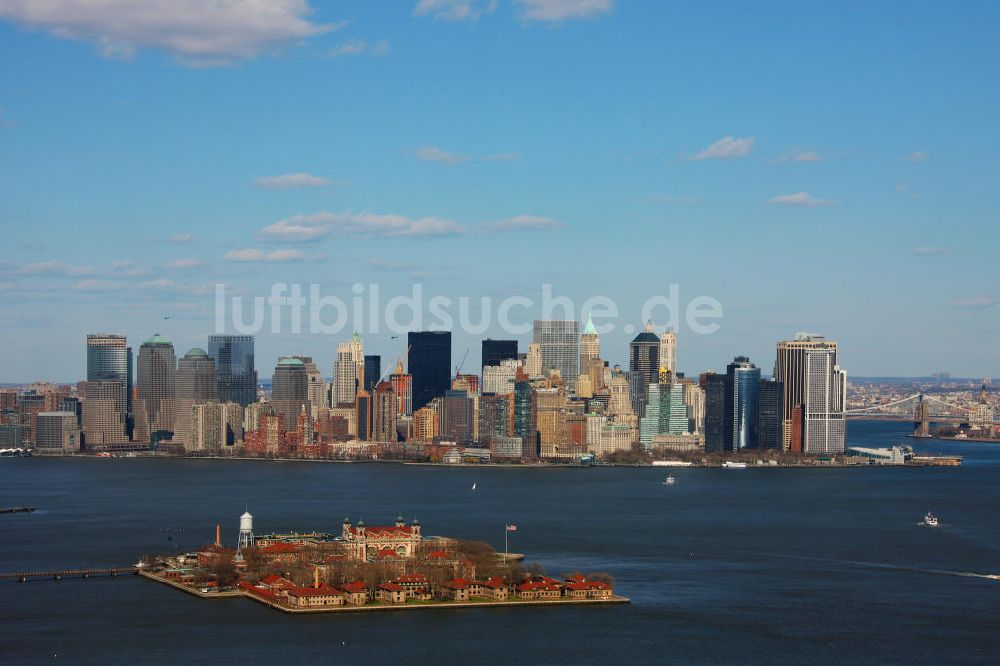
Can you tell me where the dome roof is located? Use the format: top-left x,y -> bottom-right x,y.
185,348 -> 208,358
277,357 -> 305,367
143,333 -> 171,346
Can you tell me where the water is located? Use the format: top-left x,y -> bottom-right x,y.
2,421 -> 999,664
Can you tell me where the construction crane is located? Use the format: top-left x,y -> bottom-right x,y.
454,347 -> 470,377
377,344 -> 412,386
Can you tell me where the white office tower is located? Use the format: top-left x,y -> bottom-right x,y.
803,349 -> 847,454
525,343 -> 542,378
659,329 -> 677,375
483,359 -> 520,395
333,333 -> 364,406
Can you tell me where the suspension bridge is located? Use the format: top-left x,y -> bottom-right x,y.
846,393 -> 972,423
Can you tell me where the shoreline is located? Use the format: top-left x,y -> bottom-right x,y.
140,571 -> 630,614
22,452 -> 960,469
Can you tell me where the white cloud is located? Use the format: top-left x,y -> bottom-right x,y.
912,247 -> 946,256
414,146 -> 470,164
166,258 -> 204,269
412,146 -> 519,164
516,0 -> 613,21
224,248 -> 306,262
0,0 -> 339,66
414,0 -> 498,21
139,278 -> 175,289
773,149 -> 822,164
952,296 -> 994,309
168,233 -> 194,243
17,260 -> 95,276
254,172 -> 331,189
905,150 -> 928,162
767,191 -> 833,207
691,136 -> 755,160
259,211 -> 466,241
329,38 -> 389,57
483,215 -> 561,232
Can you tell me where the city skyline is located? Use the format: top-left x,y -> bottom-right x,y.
2,2 -> 1000,382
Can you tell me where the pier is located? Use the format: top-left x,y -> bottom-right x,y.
0,506 -> 35,514
0,567 -> 137,582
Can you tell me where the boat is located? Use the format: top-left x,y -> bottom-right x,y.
662,475 -> 676,486
471,482 -> 477,491
722,461 -> 748,469
923,512 -> 939,527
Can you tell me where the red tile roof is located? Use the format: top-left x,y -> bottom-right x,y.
289,584 -> 343,597
341,581 -> 367,594
378,582 -> 404,592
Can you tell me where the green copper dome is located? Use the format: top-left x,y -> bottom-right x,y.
185,348 -> 208,358
276,357 -> 305,366
143,333 -> 171,346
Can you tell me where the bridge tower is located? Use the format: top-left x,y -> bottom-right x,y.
913,395 -> 932,438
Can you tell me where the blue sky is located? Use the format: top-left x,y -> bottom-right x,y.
1,0 -> 998,382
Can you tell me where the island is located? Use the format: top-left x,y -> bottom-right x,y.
139,512 -> 629,613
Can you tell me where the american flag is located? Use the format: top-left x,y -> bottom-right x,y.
506,524 -> 517,531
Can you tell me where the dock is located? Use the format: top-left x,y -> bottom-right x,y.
0,567 -> 137,582
0,506 -> 35,514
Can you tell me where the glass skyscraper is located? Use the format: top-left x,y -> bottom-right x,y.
532,320 -> 580,391
208,335 -> 256,407
408,331 -> 452,412
481,339 -> 518,373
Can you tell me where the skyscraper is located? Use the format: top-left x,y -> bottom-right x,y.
135,333 -> 176,446
440,388 -> 475,444
333,333 -> 364,406
629,321 -> 660,411
532,320 -> 580,391
292,355 -> 326,416
774,335 -> 846,453
728,356 -> 761,451
757,379 -> 784,450
85,334 -> 130,442
704,357 -> 762,454
659,329 -> 677,374
579,316 -> 600,380
408,331 -> 451,412
355,389 -> 371,441
174,348 -> 217,448
481,339 -> 518,373
371,381 -> 397,442
389,360 -> 413,416
363,354 -> 382,393
208,335 -> 256,407
272,357 -> 308,430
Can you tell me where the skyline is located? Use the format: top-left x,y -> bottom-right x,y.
2,1 -> 1000,381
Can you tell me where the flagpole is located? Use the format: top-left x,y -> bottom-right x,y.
505,524 -> 508,560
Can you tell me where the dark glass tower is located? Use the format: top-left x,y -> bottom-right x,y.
363,354 -> 381,393
758,379 -> 784,450
629,322 -> 660,413
704,357 -> 762,453
208,335 -> 257,407
481,339 -> 518,372
86,334 -> 130,438
407,331 -> 451,412
272,357 -> 308,430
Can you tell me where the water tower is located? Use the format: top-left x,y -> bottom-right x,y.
237,511 -> 254,556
